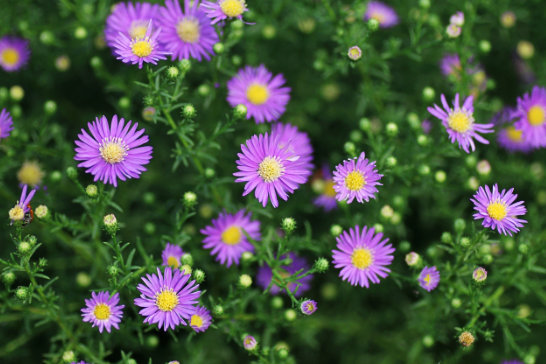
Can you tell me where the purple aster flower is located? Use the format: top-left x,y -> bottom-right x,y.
364,1 -> 399,28
157,0 -> 219,61
501,360 -> 523,364
113,20 -> 170,69
74,115 -> 153,187
450,11 -> 465,26
421,119 -> 432,134
201,0 -> 248,24
0,36 -> 30,72
256,253 -> 313,297
512,86 -> 546,148
104,2 -> 160,48
300,299 -> 317,315
134,266 -> 201,331
440,53 -> 461,77
8,184 -> 37,223
200,209 -> 261,267
271,122 -> 314,168
227,65 -> 291,124
418,266 -> 440,292
471,184 -> 527,236
81,291 -> 124,333
428,94 -> 494,153
493,107 -> 533,153
332,225 -> 395,288
234,132 -> 311,207
162,243 -> 184,268
313,165 -> 337,212
0,108 -> 14,140
472,267 -> 487,282
189,306 -> 212,332
332,152 -> 383,204
243,335 -> 257,350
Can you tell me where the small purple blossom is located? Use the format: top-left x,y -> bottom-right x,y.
439,53 -> 461,77
419,266 -> 440,292
74,115 -> 153,187
113,20 -> 170,69
200,209 -> 261,267
0,36 -> 30,72
0,108 -> 14,140
201,0 -> 248,24
472,267 -> 487,282
512,86 -> 546,148
189,306 -> 212,333
256,253 -> 313,297
446,24 -> 461,38
364,1 -> 399,28
492,107 -> 533,152
450,11 -> 465,26
313,165 -> 337,212
300,299 -> 317,315
332,225 -> 395,288
471,184 -> 527,236
428,94 -> 494,153
227,65 -> 291,124
162,243 -> 184,268
81,291 -> 124,333
243,335 -> 257,350
9,184 -> 37,223
332,152 -> 383,204
104,2 -> 160,48
134,266 -> 201,331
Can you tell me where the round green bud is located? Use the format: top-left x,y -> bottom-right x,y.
380,205 -> 394,219
344,141 -> 356,155
180,264 -> 192,275
451,297 -> 462,308
40,30 -> 55,44
271,296 -> 283,309
62,350 -> 76,362
391,212 -> 402,224
276,348 -> 289,359
465,155 -> 477,168
239,274 -> 252,288
183,104 -> 196,118
18,241 -> 32,255
407,112 -> 420,129
518,243 -> 528,255
107,264 -> 120,276
435,170 -> 446,183
524,355 -> 536,364
262,25 -> 276,39
231,19 -> 244,30
193,269 -> 205,283
373,223 -> 384,233
166,66 -> 179,79
368,18 -> 379,31
55,55 -> 71,71
86,184 -> 98,197
50,170 -> 62,182
212,305 -> 224,316
422,335 -> 434,347
118,97 -> 130,109
441,232 -> 452,244
2,271 -> 16,286
197,84 -> 210,96
426,246 -> 438,258
234,104 -> 247,118
386,122 -> 399,136
241,251 -> 254,262
479,40 -> 491,53
44,100 -> 57,115
76,272 -> 91,287
359,117 -> 371,131
313,258 -> 329,273
74,26 -> 87,39
213,42 -> 224,54
281,217 -> 296,233
204,168 -> 215,178
399,241 -> 411,252
284,309 -> 297,321
11,105 -> 22,118
144,222 -> 156,235
10,85 -> 24,101
386,156 -> 397,167
454,218 -> 466,232
66,166 -> 77,178
179,59 -> 191,73
460,237 -> 471,247
103,214 -> 117,228
419,0 -> 431,8
181,253 -> 193,266
232,55 -> 242,66
417,134 -> 429,146
146,335 -> 159,348
418,164 -> 430,175
422,87 -> 435,101
143,192 -> 155,205
330,224 -> 343,236
393,195 -> 405,207
350,130 -> 363,142
15,286 -> 29,300
482,254 -> 493,264
0,87 -> 8,101
183,191 -> 197,207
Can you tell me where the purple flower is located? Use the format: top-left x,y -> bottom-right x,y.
428,94 -> 494,153
162,243 -> 184,268
0,108 -> 14,140
200,209 -> 261,267
9,184 -> 37,223
134,266 -> 201,331
113,20 -> 170,69
243,335 -> 257,350
300,299 -> 317,315
439,53 -> 461,77
313,165 -> 337,212
332,152 -> 383,204
256,253 -> 313,297
418,266 -> 440,292
70,361 -> 89,364
0,36 -> 30,72
364,1 -> 399,28
227,65 -> 291,124
332,225 -> 395,288
493,107 -> 533,153
74,115 -> 153,187
201,0 -> 248,24
189,306 -> 212,332
271,122 -> 314,168
501,360 -> 523,364
104,2 -> 160,48
157,0 -> 219,61
421,119 -> 432,134
513,86 -> 546,148
450,11 -> 465,26
81,291 -> 124,333
471,184 -> 527,236
472,267 -> 487,282
234,132 -> 311,207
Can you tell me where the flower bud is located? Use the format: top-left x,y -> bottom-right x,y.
234,104 -> 247,118
417,134 -> 429,146
441,232 -> 452,244
76,272 -> 91,287
347,46 -> 362,61
74,26 -> 87,39
446,24 -> 461,38
204,168 -> 215,178
314,257 -> 329,273
386,122 -> 398,137
2,271 -> 15,286
108,264 -> 120,276
344,141 -> 356,155
197,84 -> 210,96
271,296 -> 283,309
183,104 -> 196,118
15,286 -> 29,300
458,331 -> 475,347
380,205 -> 394,219
179,59 -> 191,73
386,156 -> 397,167
422,87 -> 435,101
454,218 -> 466,232
399,241 -> 410,252
284,309 -> 296,321
44,100 -> 57,115
451,298 -> 462,308
181,253 -> 193,266
103,214 -> 118,234
435,170 -> 446,183
422,335 -> 434,347
479,40 -> 491,53
192,269 -> 205,283
180,264 -> 192,275
472,267 -> 487,282
243,335 -> 257,351
86,184 -> 98,197
241,251 -> 254,262
405,252 -> 420,267
18,241 -> 32,255
183,191 -> 197,208
166,66 -> 179,79
239,274 -> 252,288
517,40 -> 534,60
359,117 -> 371,131
500,11 -> 516,28
34,205 -> 49,220
213,42 -> 225,54
212,305 -> 224,316
330,224 -> 342,236
281,217 -> 296,233
66,166 -> 77,179
460,237 -> 471,247
10,85 -> 24,101
62,350 -> 76,363
373,223 -> 384,233
368,18 -> 379,31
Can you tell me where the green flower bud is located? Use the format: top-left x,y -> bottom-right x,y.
359,117 -> 371,131
213,42 -> 225,54
118,97 -> 130,109
441,232 -> 452,243
180,264 -> 192,275
271,296 -> 283,309
166,66 -> 179,79
350,130 -> 363,142
44,100 -> 57,115
197,84 -> 210,96
103,214 -> 118,234
15,286 -> 29,300
399,241 -> 411,252
419,0 -> 431,8
18,241 -> 32,255
417,134 -> 429,146
262,24 -> 276,39
193,269 -> 205,283
465,155 -> 477,168
518,243 -> 528,255
181,253 -> 193,266
344,141 -> 356,155
482,254 -> 493,264
281,217 -> 296,233
284,309 -> 296,321
50,170 -> 62,182
146,335 -> 159,348
386,156 -> 397,167
479,40 -> 491,53
368,18 -> 379,31
330,224 -> 343,236
86,184 -> 98,197
451,297 -> 462,308
179,59 -> 191,73
108,264 -> 120,276
380,205 -> 394,219
40,30 -> 55,44
144,222 -> 156,235
418,164 -> 430,175
183,191 -> 197,207
234,104 -> 247,119
422,87 -> 435,101
454,218 -> 466,232
239,274 -> 252,288
66,166 -> 77,179
74,26 -> 87,39
183,104 -> 196,118
435,170 -> 446,183
76,272 -> 91,287
10,85 -> 24,101
204,168 -> 215,178
2,271 -> 15,286
407,113 -> 420,129
386,122 -> 398,136
373,223 -> 384,233
62,350 -> 76,363
313,258 -> 329,273
241,251 -> 254,262
422,335 -> 434,347
460,237 -> 471,247
212,305 -> 224,316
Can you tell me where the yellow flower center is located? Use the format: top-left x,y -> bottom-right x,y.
345,171 -> 365,191
131,39 -> 153,57
258,157 -> 283,182
324,180 -> 336,197
246,83 -> 269,105
424,274 -> 431,286
167,256 -> 180,268
17,161 -> 44,186
348,48 -> 361,58
177,18 -> 200,43
487,202 -> 507,221
351,248 -> 373,269
371,12 -> 386,24
305,302 -> 315,311
190,314 -> 203,328
9,205 -> 25,221
221,225 -> 242,245
505,126 -> 523,142
220,0 -> 246,17
129,21 -> 149,39
156,289 -> 179,312
1,48 -> 19,66
93,303 -> 111,320
448,110 -> 473,133
100,138 -> 128,164
527,105 -> 545,126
